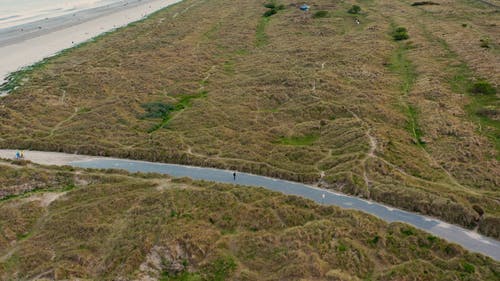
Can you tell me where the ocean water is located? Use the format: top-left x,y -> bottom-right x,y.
0,0 -> 121,28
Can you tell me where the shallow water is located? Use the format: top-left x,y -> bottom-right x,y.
71,158 -> 500,261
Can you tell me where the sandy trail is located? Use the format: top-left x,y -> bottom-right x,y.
0,149 -> 95,165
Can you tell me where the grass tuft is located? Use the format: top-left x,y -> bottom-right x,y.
277,134 -> 319,146
313,10 -> 329,18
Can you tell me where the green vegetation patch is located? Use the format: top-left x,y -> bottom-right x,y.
388,41 -> 424,147
277,134 -> 319,146
263,2 -> 285,17
141,102 -> 176,119
479,37 -> 491,49
462,262 -> 475,274
401,227 -> 415,236
160,271 -> 202,281
313,10 -> 330,18
445,57 -> 499,157
256,17 -> 270,47
143,91 -> 207,133
411,1 -> 439,6
388,41 -> 415,85
392,27 -> 409,41
207,256 -> 237,281
470,81 -> 497,95
406,105 -> 425,146
348,5 -> 361,14
0,58 -> 50,93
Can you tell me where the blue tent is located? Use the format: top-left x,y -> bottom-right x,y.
299,4 -> 310,11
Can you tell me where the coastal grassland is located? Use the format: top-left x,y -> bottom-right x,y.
0,160 -> 498,280
0,0 -> 498,239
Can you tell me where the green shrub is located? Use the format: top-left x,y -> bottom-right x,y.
395,27 -> 407,33
313,10 -> 329,18
337,242 -> 347,252
393,27 -> 409,41
393,33 -> 409,41
263,2 -> 284,17
411,1 -> 439,6
470,81 -> 496,95
208,256 -> 237,281
480,38 -> 490,48
462,262 -> 475,273
427,235 -> 437,243
263,9 -> 277,17
401,228 -> 415,236
263,3 -> 275,9
348,5 -> 361,14
369,235 -> 380,245
141,102 -> 174,118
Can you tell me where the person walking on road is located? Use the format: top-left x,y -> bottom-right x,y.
233,172 -> 236,181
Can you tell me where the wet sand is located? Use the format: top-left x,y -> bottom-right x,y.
0,0 -> 182,88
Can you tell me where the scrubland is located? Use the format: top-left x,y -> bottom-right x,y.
0,0 -> 498,238
0,160 -> 499,280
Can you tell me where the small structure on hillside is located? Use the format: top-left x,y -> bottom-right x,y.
299,4 -> 310,11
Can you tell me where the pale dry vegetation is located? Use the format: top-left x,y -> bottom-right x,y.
0,160 -> 498,280
0,0 -> 498,238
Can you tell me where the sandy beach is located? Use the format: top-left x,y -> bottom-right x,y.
0,0 -> 182,90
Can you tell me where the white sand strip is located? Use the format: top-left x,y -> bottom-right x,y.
0,149 -> 96,165
0,0 -> 182,89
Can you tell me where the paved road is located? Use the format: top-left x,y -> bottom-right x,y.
0,149 -> 499,261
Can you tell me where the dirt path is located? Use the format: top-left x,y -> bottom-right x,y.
0,149 -> 94,165
47,107 -> 78,138
346,109 -> 377,190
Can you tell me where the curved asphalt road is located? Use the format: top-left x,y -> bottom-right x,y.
0,150 -> 498,260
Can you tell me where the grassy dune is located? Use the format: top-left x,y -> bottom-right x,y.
0,0 -> 498,238
0,160 -> 498,280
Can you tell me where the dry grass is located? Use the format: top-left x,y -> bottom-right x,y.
0,0 -> 498,238
0,160 -> 498,280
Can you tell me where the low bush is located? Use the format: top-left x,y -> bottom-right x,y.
472,204 -> 485,216
263,9 -> 277,17
313,10 -> 329,18
401,228 -> 415,236
141,102 -> 174,118
476,107 -> 498,119
263,3 -> 275,9
348,5 -> 361,14
462,262 -> 475,274
470,81 -> 496,95
393,27 -> 409,41
411,1 -> 439,6
480,38 -> 490,48
263,2 -> 284,17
